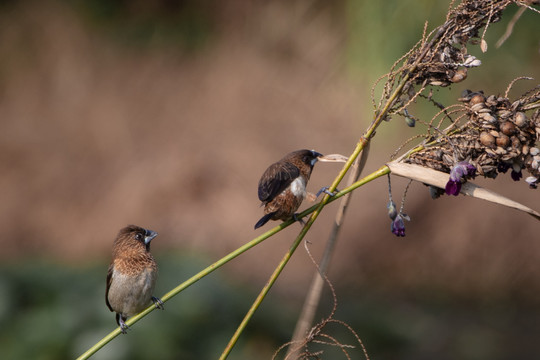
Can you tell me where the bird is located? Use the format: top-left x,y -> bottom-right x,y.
255,149 -> 323,229
106,225 -> 164,333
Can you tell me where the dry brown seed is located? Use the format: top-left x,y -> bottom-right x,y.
523,145 -> 530,155
500,121 -> 516,136
469,94 -> 485,105
496,134 -> 510,147
470,103 -> 485,112
480,132 -> 496,147
511,136 -> 521,148
497,110 -> 512,119
495,147 -> 506,155
489,130 -> 499,137
486,95 -> 498,107
514,112 -> 527,128
450,69 -> 467,83
480,113 -> 497,123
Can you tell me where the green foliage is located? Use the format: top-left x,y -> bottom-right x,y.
65,0 -> 215,50
0,257 -> 292,360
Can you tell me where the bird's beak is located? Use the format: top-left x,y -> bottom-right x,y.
310,150 -> 324,166
144,229 -> 158,245
317,153 -> 349,163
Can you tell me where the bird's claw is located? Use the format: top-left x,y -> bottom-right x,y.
316,186 -> 338,198
292,213 -> 305,226
152,296 -> 165,310
118,318 -> 130,334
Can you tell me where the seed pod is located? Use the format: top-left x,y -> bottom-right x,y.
450,69 -> 467,83
523,145 -> 529,155
514,112 -> 527,128
511,136 -> 521,149
480,131 -> 495,147
495,147 -> 507,155
530,147 -> 540,156
480,113 -> 497,123
470,103 -> 486,112
500,121 -> 516,136
496,134 -> 510,147
486,95 -> 498,107
497,110 -> 512,119
469,93 -> 485,105
430,80 -> 445,86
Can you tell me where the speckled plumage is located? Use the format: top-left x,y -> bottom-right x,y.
106,225 -> 163,333
255,149 -> 322,229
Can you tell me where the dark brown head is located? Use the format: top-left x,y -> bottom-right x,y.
113,225 -> 158,256
284,149 -> 323,173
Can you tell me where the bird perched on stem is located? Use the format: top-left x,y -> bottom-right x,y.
106,225 -> 164,333
255,149 -> 326,229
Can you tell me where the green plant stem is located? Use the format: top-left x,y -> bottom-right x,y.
219,164 -> 389,360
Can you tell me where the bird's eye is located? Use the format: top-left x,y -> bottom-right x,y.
135,233 -> 143,241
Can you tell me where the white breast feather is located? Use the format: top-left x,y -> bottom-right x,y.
289,177 -> 306,197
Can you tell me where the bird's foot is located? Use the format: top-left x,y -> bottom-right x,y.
292,213 -> 305,226
118,317 -> 130,334
152,296 -> 165,310
316,186 -> 338,198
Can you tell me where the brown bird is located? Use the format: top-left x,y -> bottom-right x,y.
106,225 -> 164,333
255,149 -> 323,229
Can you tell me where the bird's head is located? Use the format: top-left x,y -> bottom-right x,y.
293,149 -> 323,168
115,225 -> 158,254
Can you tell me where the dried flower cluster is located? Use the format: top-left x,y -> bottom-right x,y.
405,87 -> 540,190
405,0 -> 509,87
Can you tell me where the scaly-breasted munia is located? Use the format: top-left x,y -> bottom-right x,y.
106,225 -> 164,333
255,149 -> 323,229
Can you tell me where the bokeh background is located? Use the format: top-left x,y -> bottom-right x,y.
0,1 -> 539,359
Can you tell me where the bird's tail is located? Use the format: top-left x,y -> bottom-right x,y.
254,212 -> 277,229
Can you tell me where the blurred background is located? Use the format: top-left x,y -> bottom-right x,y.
0,0 -> 539,359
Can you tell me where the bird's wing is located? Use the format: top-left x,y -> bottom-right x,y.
105,263 -> 114,312
258,161 -> 299,202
